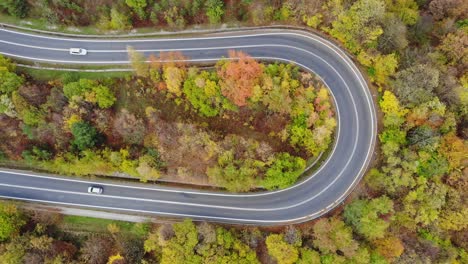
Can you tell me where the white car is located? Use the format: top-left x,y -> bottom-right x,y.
69,48 -> 87,55
88,186 -> 103,194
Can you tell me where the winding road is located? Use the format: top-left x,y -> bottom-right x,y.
0,27 -> 376,225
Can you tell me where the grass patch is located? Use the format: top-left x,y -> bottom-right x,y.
60,215 -> 150,238
18,67 -> 132,81
0,13 -> 103,35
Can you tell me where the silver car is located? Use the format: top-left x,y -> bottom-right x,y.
88,186 -> 103,194
69,48 -> 87,55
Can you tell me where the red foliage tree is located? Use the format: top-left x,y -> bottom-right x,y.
217,50 -> 263,106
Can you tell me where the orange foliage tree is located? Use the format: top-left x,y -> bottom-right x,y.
217,50 -> 263,106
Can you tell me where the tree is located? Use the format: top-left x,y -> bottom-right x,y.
126,0 -> 147,19
379,90 -> 408,126
63,79 -> 95,99
109,8 -> 131,30
265,234 -> 299,264
312,217 -> 359,257
0,70 -> 24,95
205,0 -> 224,24
107,253 -> 124,264
373,236 -> 405,261
127,47 -> 149,77
400,181 -> 448,228
163,6 -> 186,29
217,51 -> 263,106
207,151 -> 261,192
437,29 -> 468,66
80,235 -> 113,264
0,0 -> 28,18
11,91 -> 44,126
392,64 -> 439,106
183,70 -> 235,117
439,208 -> 468,231
0,202 -> 25,242
93,85 -> 116,109
329,0 -> 385,54
429,0 -> 467,21
0,236 -> 27,263
378,15 -> 409,53
198,227 -> 259,263
160,219 -> 201,264
0,55 -> 16,72
344,196 -> 394,240
0,94 -> 16,117
112,109 -> 145,145
439,133 -> 467,170
407,125 -> 440,151
137,154 -> 161,182
371,53 -> 398,86
262,153 -> 306,190
163,66 -> 185,96
385,0 -> 419,25
62,78 -> 115,108
297,248 -> 321,264
144,232 -> 160,256
71,121 -> 99,151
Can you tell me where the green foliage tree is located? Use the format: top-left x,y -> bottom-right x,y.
126,0 -> 147,19
63,79 -> 115,109
407,125 -> 440,151
378,15 -> 409,53
63,79 -> 95,100
297,248 -> 321,264
344,196 -> 394,240
329,0 -> 385,54
0,55 -> 16,72
160,219 -> 201,264
198,227 -> 259,263
392,64 -> 439,106
183,70 -> 235,117
399,180 -> 448,228
262,153 -> 306,190
0,202 -> 25,242
11,91 -> 44,126
109,8 -> 131,30
385,0 -> 419,25
0,0 -> 28,18
207,150 -> 262,192
312,217 -> 358,257
71,121 -> 99,151
92,85 -> 116,109
439,208 -> 468,231
265,234 -> 299,264
205,0 -> 224,24
0,70 -> 24,95
163,6 -> 186,29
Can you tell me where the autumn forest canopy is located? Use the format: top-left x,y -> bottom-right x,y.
0,50 -> 336,192
0,0 -> 467,263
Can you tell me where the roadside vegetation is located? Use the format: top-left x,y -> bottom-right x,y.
0,51 -> 335,192
0,0 -> 467,262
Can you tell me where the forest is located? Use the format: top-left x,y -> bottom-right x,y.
0,0 -> 467,263
0,50 -> 336,192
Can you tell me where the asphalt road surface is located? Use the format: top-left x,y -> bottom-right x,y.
0,28 -> 376,225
